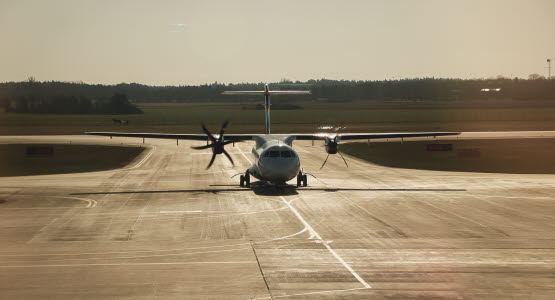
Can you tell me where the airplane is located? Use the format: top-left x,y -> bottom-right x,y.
112,118 -> 129,125
86,84 -> 460,187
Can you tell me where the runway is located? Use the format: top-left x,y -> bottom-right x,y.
0,133 -> 554,299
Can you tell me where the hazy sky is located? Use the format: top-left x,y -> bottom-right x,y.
1,0 -> 554,85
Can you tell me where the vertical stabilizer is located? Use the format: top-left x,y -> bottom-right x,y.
222,85 -> 311,135
264,84 -> 271,135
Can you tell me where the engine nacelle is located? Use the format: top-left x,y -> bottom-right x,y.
325,141 -> 338,154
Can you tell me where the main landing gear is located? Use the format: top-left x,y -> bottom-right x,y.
239,172 -> 250,187
296,172 -> 307,187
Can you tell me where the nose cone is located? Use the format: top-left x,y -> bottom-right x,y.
259,146 -> 300,182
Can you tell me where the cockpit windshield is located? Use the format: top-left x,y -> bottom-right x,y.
264,150 -> 296,158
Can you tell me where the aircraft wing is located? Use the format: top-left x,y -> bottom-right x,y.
222,91 -> 310,95
222,91 -> 265,95
293,132 -> 461,141
85,132 -> 254,141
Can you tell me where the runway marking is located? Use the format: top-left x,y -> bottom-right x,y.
279,196 -> 372,289
0,207 -> 83,210
252,287 -> 371,299
257,227 -> 308,244
369,176 -> 498,232
337,158 -> 511,236
0,228 -> 310,258
38,218 -> 58,232
102,148 -> 158,230
360,261 -> 552,265
124,145 -> 157,170
0,261 -> 256,268
1,196 -> 98,210
58,196 -> 97,208
234,144 -> 253,164
232,144 -> 373,289
159,210 -> 203,214
308,176 -> 410,238
30,247 -> 254,262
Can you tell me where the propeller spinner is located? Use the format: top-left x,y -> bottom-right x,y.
192,120 -> 235,169
320,134 -> 349,169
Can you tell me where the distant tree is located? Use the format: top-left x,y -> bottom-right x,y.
528,73 -> 545,80
279,78 -> 293,84
0,97 -> 10,111
1,78 -> 554,105
107,93 -> 143,114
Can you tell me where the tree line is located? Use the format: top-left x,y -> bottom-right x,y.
0,77 -> 553,109
1,92 -> 142,114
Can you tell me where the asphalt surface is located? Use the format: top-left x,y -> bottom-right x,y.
0,132 -> 554,299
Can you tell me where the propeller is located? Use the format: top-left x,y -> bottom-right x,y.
192,120 -> 235,169
320,127 -> 349,169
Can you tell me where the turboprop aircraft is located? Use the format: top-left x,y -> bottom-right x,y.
86,84 -> 460,187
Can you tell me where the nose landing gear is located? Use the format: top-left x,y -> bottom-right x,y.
239,171 -> 251,188
296,172 -> 307,187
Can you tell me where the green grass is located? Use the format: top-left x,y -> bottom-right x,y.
1,102 -> 555,135
341,138 -> 555,174
0,144 -> 145,177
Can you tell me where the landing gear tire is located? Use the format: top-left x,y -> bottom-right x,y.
245,172 -> 251,188
297,173 -> 307,187
240,175 -> 245,187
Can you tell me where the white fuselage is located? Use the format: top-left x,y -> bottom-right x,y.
246,135 -> 301,184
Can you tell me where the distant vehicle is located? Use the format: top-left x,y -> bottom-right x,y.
89,84 -> 459,187
112,118 -> 129,125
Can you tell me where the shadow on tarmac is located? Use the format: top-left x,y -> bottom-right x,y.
70,183 -> 465,196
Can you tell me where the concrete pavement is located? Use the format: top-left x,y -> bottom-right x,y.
0,133 -> 554,299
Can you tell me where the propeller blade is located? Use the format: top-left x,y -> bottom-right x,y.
218,120 -> 230,142
201,123 -> 216,143
191,144 -> 213,150
320,153 -> 330,169
222,149 -> 235,166
206,153 -> 217,169
338,151 -> 349,167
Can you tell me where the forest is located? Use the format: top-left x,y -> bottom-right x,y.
1,92 -> 142,114
0,77 -> 554,114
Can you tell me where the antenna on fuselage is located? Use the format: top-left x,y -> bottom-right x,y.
222,84 -> 311,135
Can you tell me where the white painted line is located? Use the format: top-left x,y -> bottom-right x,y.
6,196 -> 98,209
364,261 -> 551,265
125,145 -> 157,170
59,196 -> 97,208
256,227 -> 308,244
253,287 -> 371,300
159,210 -> 203,214
38,218 -> 58,232
371,177 -> 493,229
34,247 -> 253,261
0,207 -> 83,210
0,261 -> 256,268
234,144 -> 253,164
279,196 -> 371,289
0,227 -> 309,257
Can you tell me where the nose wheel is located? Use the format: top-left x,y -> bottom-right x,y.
296,172 -> 307,187
240,172 -> 250,187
